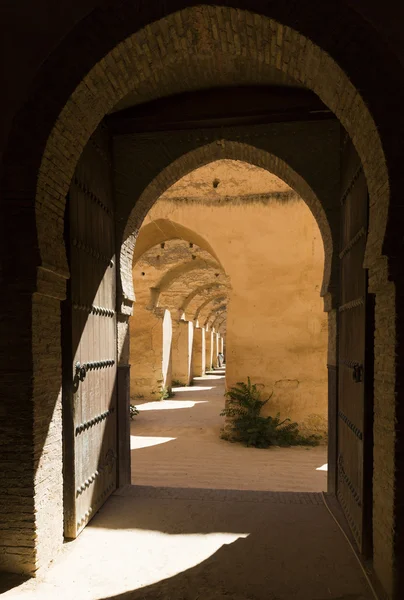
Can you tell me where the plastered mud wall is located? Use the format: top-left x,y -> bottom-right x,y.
133,160 -> 328,435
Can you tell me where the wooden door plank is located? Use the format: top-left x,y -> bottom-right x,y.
337,132 -> 372,555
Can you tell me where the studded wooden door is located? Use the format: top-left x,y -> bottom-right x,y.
337,132 -> 374,555
63,130 -> 118,539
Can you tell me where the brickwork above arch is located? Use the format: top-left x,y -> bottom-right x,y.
0,4 -> 400,595
120,140 -> 333,310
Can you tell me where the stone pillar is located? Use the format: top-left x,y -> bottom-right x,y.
221,335 -> 226,365
192,326 -> 206,377
220,336 -> 224,354
172,320 -> 194,385
130,307 -> 172,400
162,309 -> 173,392
205,328 -> 213,372
215,331 -> 220,367
0,261 -> 66,576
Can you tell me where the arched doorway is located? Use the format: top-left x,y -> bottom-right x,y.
0,4 -> 399,597
127,158 -> 329,495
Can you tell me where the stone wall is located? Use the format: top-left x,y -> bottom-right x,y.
1,3 -> 403,595
135,160 -> 328,435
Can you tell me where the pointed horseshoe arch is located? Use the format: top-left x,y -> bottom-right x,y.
121,141 -> 333,310
1,3 -> 399,591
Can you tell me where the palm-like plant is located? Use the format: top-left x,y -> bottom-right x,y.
222,377 -> 269,417
220,377 -> 320,448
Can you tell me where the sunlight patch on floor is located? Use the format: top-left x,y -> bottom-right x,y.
316,463 -> 328,471
82,529 -> 250,598
197,375 -> 225,380
172,385 -> 215,392
7,529 -> 249,600
130,436 -> 176,450
137,400 -> 209,411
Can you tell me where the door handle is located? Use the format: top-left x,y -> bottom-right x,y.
352,364 -> 363,383
75,362 -> 87,382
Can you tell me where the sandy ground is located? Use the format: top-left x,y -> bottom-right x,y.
131,369 -> 328,492
1,486 -> 373,600
3,371 -> 371,600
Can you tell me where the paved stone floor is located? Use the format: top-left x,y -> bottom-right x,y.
1,371 -> 374,599
131,369 -> 328,492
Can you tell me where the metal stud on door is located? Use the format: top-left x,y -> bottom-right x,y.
63,128 -> 117,539
337,131 -> 374,556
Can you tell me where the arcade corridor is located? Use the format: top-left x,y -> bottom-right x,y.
131,370 -> 327,492
2,3 -> 404,600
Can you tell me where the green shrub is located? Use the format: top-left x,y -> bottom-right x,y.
220,377 -> 321,448
160,386 -> 175,400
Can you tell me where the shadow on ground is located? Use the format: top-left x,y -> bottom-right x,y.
0,574 -> 30,594
130,371 -> 327,493
90,488 -> 371,600
0,488 -> 373,600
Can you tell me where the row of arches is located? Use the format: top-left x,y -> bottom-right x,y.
130,233 -> 229,396
1,3 -> 403,598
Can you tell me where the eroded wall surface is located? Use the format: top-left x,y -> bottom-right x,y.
135,160 -> 328,435
130,238 -> 227,396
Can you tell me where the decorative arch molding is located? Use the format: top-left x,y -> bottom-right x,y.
121,140 -> 333,309
205,304 -> 228,328
211,315 -> 228,332
151,258 -> 226,309
132,219 -> 222,266
181,282 -> 228,313
16,4 -> 386,302
215,317 -> 227,335
1,3 -> 399,590
194,294 -> 228,322
217,327 -> 226,335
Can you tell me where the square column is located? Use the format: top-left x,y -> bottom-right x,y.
130,307 -> 172,400
205,329 -> 214,371
192,326 -> 206,377
215,331 -> 220,367
172,320 -> 194,385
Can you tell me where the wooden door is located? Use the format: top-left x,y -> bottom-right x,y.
337,131 -> 374,555
63,130 -> 117,538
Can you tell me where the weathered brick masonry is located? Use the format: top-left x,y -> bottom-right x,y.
0,2 -> 403,598
115,124 -> 340,312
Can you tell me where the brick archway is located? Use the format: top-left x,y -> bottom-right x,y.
151,258 -> 227,310
122,142 -> 336,519
194,294 -> 228,322
132,219 -> 224,268
120,141 -> 333,310
182,283 -> 228,315
0,4 -> 399,594
32,6 -> 388,293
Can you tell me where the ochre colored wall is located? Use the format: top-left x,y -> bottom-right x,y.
172,320 -> 194,386
129,307 -> 168,400
129,238 -> 225,397
140,161 -> 328,435
192,326 -> 206,377
0,4 -> 402,594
